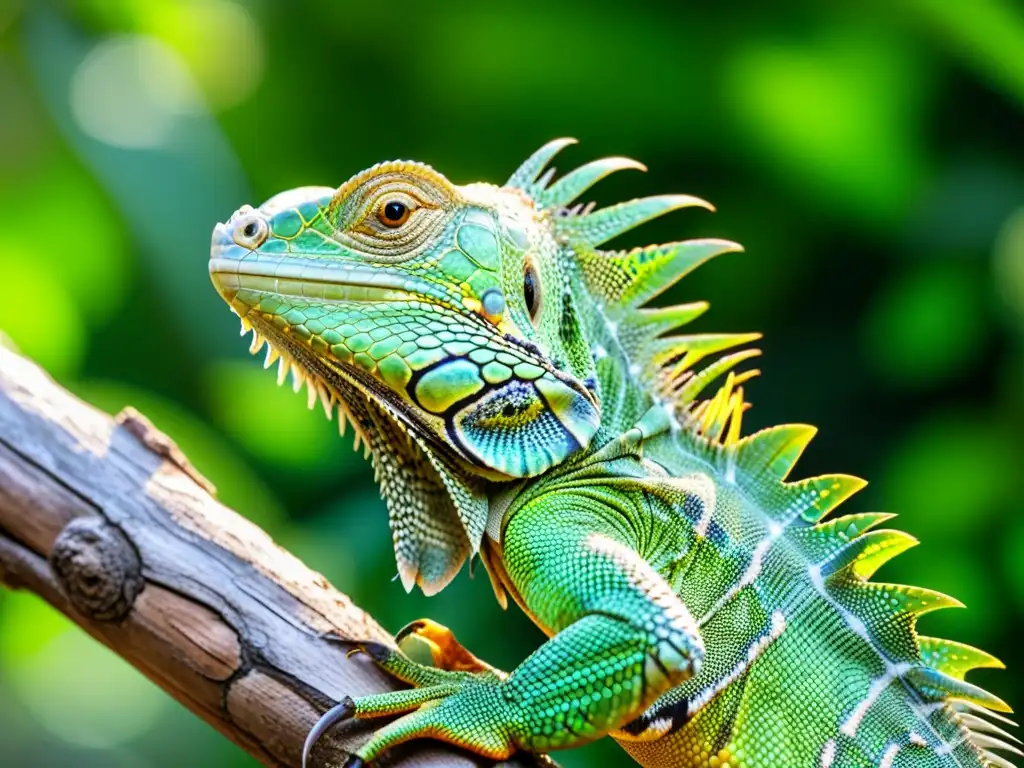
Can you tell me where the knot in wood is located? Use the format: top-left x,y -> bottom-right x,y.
50,518 -> 143,622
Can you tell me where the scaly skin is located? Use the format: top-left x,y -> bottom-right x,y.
209,141 -> 1018,768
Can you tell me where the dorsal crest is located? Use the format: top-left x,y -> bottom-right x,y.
506,139 -> 757,446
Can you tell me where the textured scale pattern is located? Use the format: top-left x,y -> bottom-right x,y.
209,140 -> 1018,768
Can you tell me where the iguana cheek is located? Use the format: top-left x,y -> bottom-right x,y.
443,213 -> 517,330
456,221 -> 501,271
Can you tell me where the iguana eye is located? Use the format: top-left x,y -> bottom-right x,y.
524,259 -> 542,325
378,199 -> 411,228
233,214 -> 268,248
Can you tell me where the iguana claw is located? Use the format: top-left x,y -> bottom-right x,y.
344,641 -> 391,662
302,697 -> 355,768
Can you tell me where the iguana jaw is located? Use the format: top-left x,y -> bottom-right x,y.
210,262 -> 503,485
211,220 -> 503,593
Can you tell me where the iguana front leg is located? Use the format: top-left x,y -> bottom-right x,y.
305,493 -> 704,766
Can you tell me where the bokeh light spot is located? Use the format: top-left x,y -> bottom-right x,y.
152,0 -> 265,110
202,360 -> 356,476
883,412 -> 1013,531
71,35 -> 202,149
0,255 -> 87,378
993,206 -> 1024,326
73,0 -> 265,111
724,28 -> 929,226
0,591 -> 72,664
0,154 -> 129,325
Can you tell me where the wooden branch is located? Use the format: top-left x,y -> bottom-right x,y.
0,346 -> 529,768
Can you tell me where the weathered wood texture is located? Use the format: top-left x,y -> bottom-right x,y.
0,346 -> 527,768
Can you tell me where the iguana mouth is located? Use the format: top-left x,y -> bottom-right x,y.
209,255 -> 421,305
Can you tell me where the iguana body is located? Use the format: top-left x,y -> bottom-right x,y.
209,140 -> 1018,768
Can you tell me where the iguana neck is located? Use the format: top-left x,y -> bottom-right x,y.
567,260 -> 659,446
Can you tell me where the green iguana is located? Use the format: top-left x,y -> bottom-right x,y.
208,140 -> 1018,768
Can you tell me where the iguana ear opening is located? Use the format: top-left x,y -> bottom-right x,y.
449,376 -> 600,478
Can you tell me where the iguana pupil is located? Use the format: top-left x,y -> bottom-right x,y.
381,200 -> 407,225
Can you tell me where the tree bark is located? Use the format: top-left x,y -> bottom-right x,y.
0,346 -> 528,768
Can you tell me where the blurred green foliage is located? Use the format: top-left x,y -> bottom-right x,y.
0,1 -> 1021,766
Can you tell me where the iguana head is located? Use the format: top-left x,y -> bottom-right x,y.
210,140 -> 749,593
210,158 -> 601,481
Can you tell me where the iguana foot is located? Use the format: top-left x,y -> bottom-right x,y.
304,594 -> 693,766
304,622 -> 529,767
